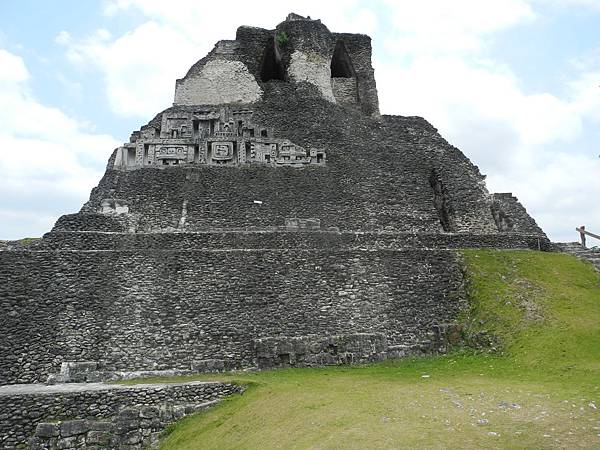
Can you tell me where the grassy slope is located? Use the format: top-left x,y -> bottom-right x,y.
137,250 -> 600,449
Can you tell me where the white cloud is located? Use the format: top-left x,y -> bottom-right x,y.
382,0 -> 535,55
568,70 -> 600,123
0,49 -> 29,84
103,0 -> 378,36
531,0 -> 600,10
58,21 -> 197,117
54,30 -> 71,46
376,56 -> 582,165
0,49 -> 120,239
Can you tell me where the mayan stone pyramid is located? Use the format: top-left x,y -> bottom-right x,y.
1,13 -> 548,386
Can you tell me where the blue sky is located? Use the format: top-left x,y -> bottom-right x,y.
0,0 -> 599,242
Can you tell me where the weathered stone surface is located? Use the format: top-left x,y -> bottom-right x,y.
255,333 -> 389,368
56,435 -> 81,449
60,419 -> 88,437
139,406 -> 159,419
288,50 -> 335,101
491,193 -> 545,235
175,59 -> 263,105
86,430 -> 110,445
0,247 -> 470,384
35,422 -> 59,438
0,382 -> 242,449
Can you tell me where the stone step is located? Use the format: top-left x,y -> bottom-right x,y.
556,242 -> 600,272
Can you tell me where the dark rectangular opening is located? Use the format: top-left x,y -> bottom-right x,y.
245,141 -> 252,161
429,170 -> 452,232
127,147 -> 136,165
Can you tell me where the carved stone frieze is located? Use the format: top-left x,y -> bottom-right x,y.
113,107 -> 326,170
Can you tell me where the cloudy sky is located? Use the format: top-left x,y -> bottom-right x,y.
0,0 -> 599,241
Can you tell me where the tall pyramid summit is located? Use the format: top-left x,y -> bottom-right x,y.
1,13 -> 548,388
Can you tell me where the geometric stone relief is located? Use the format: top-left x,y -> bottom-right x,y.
113,106 -> 326,170
98,198 -> 129,215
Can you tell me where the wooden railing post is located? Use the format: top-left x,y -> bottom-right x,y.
576,226 -> 600,248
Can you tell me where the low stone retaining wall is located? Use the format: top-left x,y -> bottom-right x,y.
0,381 -> 242,449
254,333 -> 388,368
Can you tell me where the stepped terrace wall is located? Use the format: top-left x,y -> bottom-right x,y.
0,247 -> 464,385
39,230 -> 552,251
75,84 -> 505,235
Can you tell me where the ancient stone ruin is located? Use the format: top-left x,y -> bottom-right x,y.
0,13 -> 549,449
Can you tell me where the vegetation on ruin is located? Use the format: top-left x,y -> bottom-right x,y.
0,237 -> 39,249
274,31 -> 289,46
125,250 -> 600,449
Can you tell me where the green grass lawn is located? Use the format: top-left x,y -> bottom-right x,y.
131,250 -> 600,449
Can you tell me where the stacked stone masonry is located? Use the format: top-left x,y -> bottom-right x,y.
0,382 -> 242,449
1,247 -> 467,385
37,231 -> 551,252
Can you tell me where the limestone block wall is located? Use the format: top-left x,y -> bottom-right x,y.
333,32 -> 379,116
0,382 -> 241,449
174,59 -> 263,105
287,50 -> 335,101
331,77 -> 358,104
0,247 -> 465,385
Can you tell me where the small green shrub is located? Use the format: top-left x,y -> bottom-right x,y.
275,31 -> 288,46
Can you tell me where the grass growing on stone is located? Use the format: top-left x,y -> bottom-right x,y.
0,237 -> 39,248
131,250 -> 600,449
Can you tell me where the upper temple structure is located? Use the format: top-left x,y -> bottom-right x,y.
1,13 -> 547,396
